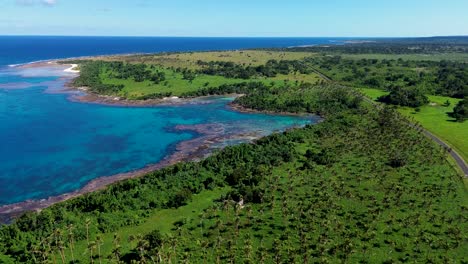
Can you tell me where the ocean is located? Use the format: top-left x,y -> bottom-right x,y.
0,36 -> 351,67
0,37 -> 335,206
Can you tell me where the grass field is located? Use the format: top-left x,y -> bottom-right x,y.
342,53 -> 468,62
96,50 -> 317,70
101,67 -> 249,98
359,88 -> 468,162
91,50 -> 323,98
399,95 -> 467,162
101,67 -> 322,98
62,188 -> 229,262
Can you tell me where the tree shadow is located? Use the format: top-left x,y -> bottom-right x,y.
446,111 -> 460,122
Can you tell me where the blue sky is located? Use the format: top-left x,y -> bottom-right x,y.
0,0 -> 467,37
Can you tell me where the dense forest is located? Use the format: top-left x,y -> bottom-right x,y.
452,98 -> 468,121
195,59 -> 312,79
281,36 -> 468,54
0,81 -> 466,263
304,56 -> 468,99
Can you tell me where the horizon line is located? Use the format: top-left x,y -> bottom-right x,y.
1,35 -> 467,38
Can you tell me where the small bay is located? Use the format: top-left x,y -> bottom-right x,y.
0,36 -> 331,206
0,65 -> 318,206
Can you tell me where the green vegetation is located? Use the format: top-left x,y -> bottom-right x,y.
452,98 -> 468,122
377,86 -> 429,107
94,50 -> 315,69
341,53 -> 468,62
4,43 -> 466,263
71,60 -> 249,99
306,56 -> 468,98
284,37 -> 468,54
70,53 -> 323,99
1,82 -> 467,263
360,88 -> 468,163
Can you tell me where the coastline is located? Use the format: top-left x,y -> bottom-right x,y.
13,60 -> 242,107
0,59 -> 316,223
228,101 -> 315,117
0,123 -> 266,223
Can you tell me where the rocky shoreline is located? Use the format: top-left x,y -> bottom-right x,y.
0,60 -> 316,223
0,123 -> 264,223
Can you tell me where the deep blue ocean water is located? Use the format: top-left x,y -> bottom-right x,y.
0,37 -> 332,205
0,36 -> 352,66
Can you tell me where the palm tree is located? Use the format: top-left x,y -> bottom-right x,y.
39,238 -> 50,263
30,243 -> 41,263
53,228 -> 66,264
86,241 -> 97,264
235,216 -> 241,237
96,235 -> 104,264
273,239 -> 281,264
243,235 -> 253,263
167,235 -> 178,264
67,224 -> 76,263
256,238 -> 267,264
129,234 -> 149,263
85,218 -> 92,246
246,205 -> 253,226
111,233 -> 122,263
57,240 -> 67,264
223,199 -> 232,219
46,234 -> 57,264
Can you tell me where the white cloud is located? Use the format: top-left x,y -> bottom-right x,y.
15,0 -> 57,6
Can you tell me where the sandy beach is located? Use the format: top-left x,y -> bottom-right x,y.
64,63 -> 80,73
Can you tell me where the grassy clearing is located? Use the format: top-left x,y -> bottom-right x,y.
63,188 -> 229,262
399,95 -> 467,162
100,65 -> 321,98
358,87 -> 388,100
341,53 -> 468,62
101,67 -> 248,98
359,88 -> 468,162
95,50 -> 317,70
100,68 -> 318,98
84,51 -> 323,98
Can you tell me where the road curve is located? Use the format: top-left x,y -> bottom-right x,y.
311,67 -> 468,177
420,129 -> 468,177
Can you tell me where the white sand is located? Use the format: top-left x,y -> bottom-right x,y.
64,64 -> 80,73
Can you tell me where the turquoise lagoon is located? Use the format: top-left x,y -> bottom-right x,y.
0,65 -> 319,205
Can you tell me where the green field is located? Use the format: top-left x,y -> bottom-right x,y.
358,87 -> 388,100
399,96 -> 467,162
359,88 -> 468,162
97,50 -> 317,69
101,67 -> 248,98
75,50 -> 324,99
342,53 -> 468,62
100,67 -> 321,98
63,188 -> 229,263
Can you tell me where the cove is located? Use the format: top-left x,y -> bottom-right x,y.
0,65 -> 319,207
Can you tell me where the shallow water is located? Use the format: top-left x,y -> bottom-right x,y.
0,65 -> 318,205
